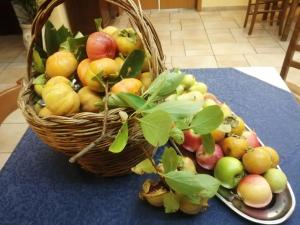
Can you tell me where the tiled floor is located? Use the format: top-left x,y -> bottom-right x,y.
0,8 -> 300,170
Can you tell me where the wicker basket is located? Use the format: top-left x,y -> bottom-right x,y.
18,0 -> 165,177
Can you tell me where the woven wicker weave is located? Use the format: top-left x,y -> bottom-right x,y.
18,0 -> 165,177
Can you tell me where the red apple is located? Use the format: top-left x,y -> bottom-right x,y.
237,174 -> 272,208
86,31 -> 117,60
182,129 -> 202,152
196,144 -> 224,170
242,131 -> 261,148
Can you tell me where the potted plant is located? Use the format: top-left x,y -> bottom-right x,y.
11,0 -> 44,50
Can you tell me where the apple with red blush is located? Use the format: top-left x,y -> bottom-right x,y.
182,129 -> 202,153
195,144 -> 224,170
242,130 -> 261,148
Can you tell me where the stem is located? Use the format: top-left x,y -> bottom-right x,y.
141,146 -> 160,174
69,81 -> 109,163
169,139 -> 183,156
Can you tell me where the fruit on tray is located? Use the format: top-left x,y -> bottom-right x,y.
179,195 -> 208,215
111,78 -> 142,95
237,175 -> 273,208
221,136 -> 248,159
86,31 -> 117,60
214,157 -> 244,189
230,116 -> 245,135
259,146 -> 280,168
196,144 -> 224,170
77,58 -> 91,86
241,130 -> 261,148
242,148 -> 272,174
182,129 -> 202,152
264,168 -> 287,193
46,51 -> 78,78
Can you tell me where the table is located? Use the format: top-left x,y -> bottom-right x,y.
1,68 -> 299,225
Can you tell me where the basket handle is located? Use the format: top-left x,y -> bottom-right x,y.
27,0 -> 165,80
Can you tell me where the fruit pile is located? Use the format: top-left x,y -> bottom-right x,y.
32,23 -> 152,117
179,75 -> 288,209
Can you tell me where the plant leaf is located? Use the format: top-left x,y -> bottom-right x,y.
161,147 -> 178,173
109,122 -> 128,153
174,116 -> 193,130
56,25 -> 72,44
107,94 -> 129,108
60,35 -> 88,61
117,93 -> 147,110
164,171 -> 220,199
33,74 -> 47,85
131,159 -> 156,175
146,70 -> 184,97
32,48 -> 45,73
94,18 -> 102,31
170,127 -> 184,145
143,100 -> 202,119
163,192 -> 180,213
190,105 -> 224,135
119,50 -> 145,78
139,110 -> 173,147
202,133 -> 215,154
45,21 -> 59,55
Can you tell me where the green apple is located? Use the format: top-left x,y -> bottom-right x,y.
176,84 -> 185,95
165,93 -> 177,101
189,82 -> 208,94
181,74 -> 196,88
214,156 -> 244,189
203,99 -> 217,108
177,91 -> 204,101
264,168 -> 287,193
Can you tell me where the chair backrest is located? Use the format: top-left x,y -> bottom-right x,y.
0,81 -> 21,124
281,12 -> 300,80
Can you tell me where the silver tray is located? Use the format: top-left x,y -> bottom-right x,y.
170,124 -> 296,224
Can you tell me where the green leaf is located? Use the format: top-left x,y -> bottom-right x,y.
143,100 -> 202,119
146,70 -> 184,97
190,105 -> 224,135
139,110 -> 173,147
161,147 -> 178,173
119,50 -> 145,78
109,122 -> 128,153
32,48 -> 45,73
202,133 -> 215,154
107,94 -> 129,108
60,35 -> 88,61
33,74 -> 47,85
164,171 -> 220,199
170,127 -> 184,145
163,192 -> 180,213
117,93 -> 147,110
45,22 -> 72,55
174,116 -> 193,130
131,159 -> 156,175
94,18 -> 102,31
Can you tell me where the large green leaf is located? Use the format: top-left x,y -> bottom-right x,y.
161,147 -> 178,173
57,25 -> 72,44
202,133 -> 215,154
109,122 -> 128,153
119,50 -> 145,78
163,192 -> 180,213
164,171 -> 220,199
143,100 -> 202,119
190,105 -> 224,135
146,70 -> 184,97
60,35 -> 88,61
139,110 -> 173,147
107,94 -> 129,108
117,93 -> 148,110
131,159 -> 156,175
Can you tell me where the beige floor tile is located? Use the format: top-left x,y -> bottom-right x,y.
181,23 -> 204,30
212,43 -> 256,55
230,28 -> 271,39
220,10 -> 245,19
149,17 -> 170,24
0,153 -> 11,170
184,39 -> 212,52
149,13 -> 170,19
0,63 -> 8,72
185,49 -> 213,56
0,123 -> 28,153
172,55 -> 217,68
154,22 -> 181,31
171,30 -> 209,42
170,11 -> 201,20
0,47 -> 24,63
0,62 -> 27,84
245,54 -> 285,67
163,44 -> 185,57
254,47 -> 285,54
156,30 -> 171,38
208,33 -> 236,44
248,37 -> 281,48
203,21 -> 239,29
206,28 -> 231,35
2,109 -> 27,124
13,50 -> 27,63
216,55 -> 249,67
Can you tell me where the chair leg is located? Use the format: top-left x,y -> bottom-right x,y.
278,0 -> 289,35
244,0 -> 252,28
248,0 -> 259,35
270,2 -> 278,26
263,3 -> 271,20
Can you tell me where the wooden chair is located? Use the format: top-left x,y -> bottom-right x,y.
280,12 -> 300,80
244,0 -> 286,35
281,0 -> 300,40
0,81 -> 21,124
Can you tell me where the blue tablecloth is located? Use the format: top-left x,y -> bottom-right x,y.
1,68 -> 299,225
